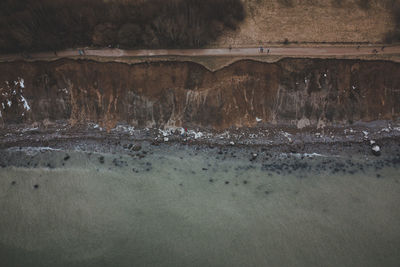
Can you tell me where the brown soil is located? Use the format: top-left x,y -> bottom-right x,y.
0,58 -> 399,130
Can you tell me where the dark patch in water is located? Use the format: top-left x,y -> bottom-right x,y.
112,158 -> 128,167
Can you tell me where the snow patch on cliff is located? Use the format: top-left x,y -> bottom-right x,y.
20,95 -> 30,111
297,117 -> 310,129
17,78 -> 25,88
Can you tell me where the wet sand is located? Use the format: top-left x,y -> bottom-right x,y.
0,143 -> 400,267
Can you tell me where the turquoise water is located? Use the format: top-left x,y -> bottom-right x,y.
0,147 -> 399,267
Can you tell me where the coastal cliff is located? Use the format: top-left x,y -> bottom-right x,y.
0,59 -> 399,130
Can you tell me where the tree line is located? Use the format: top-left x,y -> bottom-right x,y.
0,0 -> 245,53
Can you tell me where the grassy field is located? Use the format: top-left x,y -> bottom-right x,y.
211,0 -> 397,46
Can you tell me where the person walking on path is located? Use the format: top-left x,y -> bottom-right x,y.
78,49 -> 86,56
259,46 -> 264,53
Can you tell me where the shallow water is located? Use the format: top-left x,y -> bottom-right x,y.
0,147 -> 400,267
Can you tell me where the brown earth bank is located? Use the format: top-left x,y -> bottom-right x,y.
0,58 -> 399,130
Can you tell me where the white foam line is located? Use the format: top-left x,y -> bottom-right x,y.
282,152 -> 340,158
7,146 -> 61,155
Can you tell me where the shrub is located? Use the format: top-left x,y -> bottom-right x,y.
277,0 -> 294,7
92,23 -> 118,47
118,23 -> 141,47
357,0 -> 371,10
331,0 -> 345,8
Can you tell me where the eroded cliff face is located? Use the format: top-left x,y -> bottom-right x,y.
0,59 -> 399,130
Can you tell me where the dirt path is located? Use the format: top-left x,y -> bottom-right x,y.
1,45 -> 400,61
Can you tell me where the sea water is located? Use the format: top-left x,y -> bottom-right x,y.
0,146 -> 399,267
